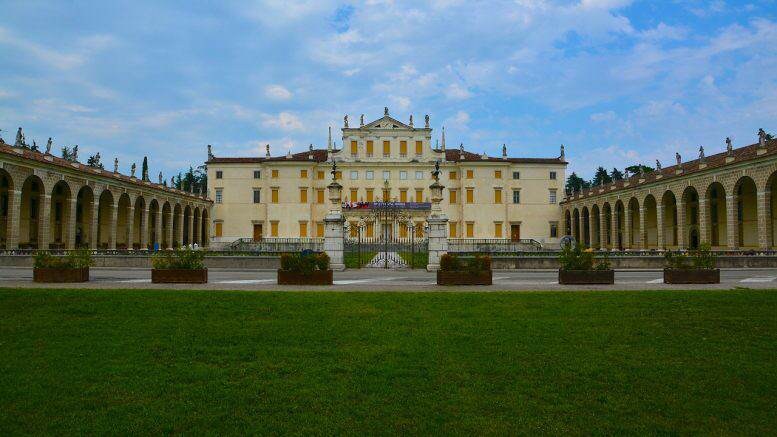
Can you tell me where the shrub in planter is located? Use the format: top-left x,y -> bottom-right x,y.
663,243 -> 720,284
437,254 -> 492,285
33,249 -> 93,283
278,251 -> 333,285
558,244 -> 614,285
151,248 -> 208,283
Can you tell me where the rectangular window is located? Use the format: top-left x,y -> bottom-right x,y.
316,222 -> 324,238
299,188 -> 307,203
317,189 -> 324,204
366,189 -> 374,202
350,170 -> 359,180
298,169 -> 305,179
400,190 -> 407,202
299,222 -> 307,237
271,188 -> 279,203
466,222 -> 474,238
415,171 -> 423,180
253,170 -> 261,179
449,189 -> 457,204
272,169 -> 279,179
550,222 -> 558,238
415,189 -> 423,203
494,189 -> 502,204
449,171 -> 458,180
399,171 -> 407,180
382,189 -> 390,202
495,170 -> 502,179
317,171 -> 324,180
550,171 -> 557,180
270,221 -> 278,237
215,188 -> 223,203
383,140 -> 390,157
366,140 -> 374,157
215,222 -> 223,237
512,171 -> 520,180
494,222 -> 503,238
449,221 -> 457,238
350,188 -> 358,202
350,140 -> 358,156
466,169 -> 473,179
512,190 -> 520,204
253,189 -> 261,204
415,140 -> 423,155
216,171 -> 223,179
382,170 -> 390,180
549,189 -> 557,204
400,140 -> 407,156
366,170 -> 374,180
466,188 -> 474,204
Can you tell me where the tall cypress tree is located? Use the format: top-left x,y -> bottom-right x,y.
141,156 -> 148,181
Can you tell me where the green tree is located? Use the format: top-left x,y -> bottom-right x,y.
61,146 -> 75,162
610,168 -> 624,181
86,153 -> 103,169
592,166 -> 612,186
142,156 -> 149,181
565,172 -> 589,194
625,164 -> 654,175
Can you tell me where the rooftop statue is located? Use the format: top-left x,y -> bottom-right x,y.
130,163 -> 136,178
45,137 -> 52,154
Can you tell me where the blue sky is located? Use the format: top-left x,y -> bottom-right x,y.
1,0 -> 775,179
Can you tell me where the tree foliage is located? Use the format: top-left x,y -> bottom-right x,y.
592,167 -> 611,186
87,153 -> 103,169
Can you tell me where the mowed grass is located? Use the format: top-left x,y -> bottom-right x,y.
1,289 -> 776,435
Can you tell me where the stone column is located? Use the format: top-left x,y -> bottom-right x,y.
598,210 -> 607,249
165,208 -> 173,249
126,206 -> 135,250
202,213 -> 210,247
677,200 -> 686,250
624,208 -> 632,249
587,212 -> 595,248
611,209 -> 619,250
324,212 -> 345,271
108,200 -> 118,250
66,197 -> 77,249
639,206 -> 647,249
89,201 -> 100,249
726,194 -> 738,249
176,212 -> 184,248
154,209 -> 162,250
6,190 -> 21,250
656,204 -> 664,249
698,197 -> 709,245
38,194 -> 51,250
757,189 -> 770,249
187,213 -> 194,247
140,207 -> 149,250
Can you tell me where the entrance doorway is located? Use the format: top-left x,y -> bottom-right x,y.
253,224 -> 263,241
510,224 -> 521,242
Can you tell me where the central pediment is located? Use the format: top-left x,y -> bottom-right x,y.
362,115 -> 413,130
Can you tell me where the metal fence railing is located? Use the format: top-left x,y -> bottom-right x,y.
226,237 -> 324,254
448,238 -> 543,253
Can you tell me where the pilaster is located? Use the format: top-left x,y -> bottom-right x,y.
677,200 -> 686,250
126,206 -> 135,250
6,190 -> 21,249
140,208 -> 149,249
638,206 -> 646,249
656,204 -> 664,249
726,194 -> 738,249
108,201 -> 118,250
624,208 -> 632,249
89,202 -> 99,249
757,190 -> 770,249
698,198 -> 709,245
66,197 -> 77,249
598,209 -> 606,249
38,194 -> 52,250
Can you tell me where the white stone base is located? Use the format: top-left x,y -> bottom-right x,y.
324,212 -> 346,271
426,214 -> 449,271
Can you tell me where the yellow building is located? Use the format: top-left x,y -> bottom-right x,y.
207,109 -> 566,246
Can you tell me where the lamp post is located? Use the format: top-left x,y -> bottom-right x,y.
426,159 -> 449,271
324,158 -> 345,270
327,159 -> 342,214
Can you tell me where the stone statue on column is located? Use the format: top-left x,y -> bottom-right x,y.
114,157 -> 119,173
502,144 -> 507,158
425,114 -> 429,128
207,144 -> 213,160
360,114 -> 364,126
158,172 -> 163,184
130,163 -> 136,178
726,137 -> 733,156
344,114 -> 349,128
45,138 -> 52,154
384,106 -> 389,116
14,127 -> 23,148
409,114 -> 413,127
656,160 -> 661,170
676,152 -> 681,165
265,144 -> 270,157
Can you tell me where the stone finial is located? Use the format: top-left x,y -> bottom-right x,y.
726,137 -> 733,156
699,145 -> 705,161
344,114 -> 349,128
441,126 -> 446,151
171,176 -> 175,187
676,152 -> 681,165
560,144 -> 565,160
409,114 -> 413,127
14,127 -> 23,148
656,159 -> 661,170
502,144 -> 507,158
207,144 -> 213,160
113,157 -> 118,173
759,128 -> 767,147
45,137 -> 52,154
328,126 -> 332,151
158,172 -> 163,184
384,106 -> 389,116
360,114 -> 364,126
425,114 -> 429,128
286,149 -> 292,159
265,144 -> 270,157
130,163 -> 136,178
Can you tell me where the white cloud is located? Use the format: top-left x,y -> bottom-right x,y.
262,112 -> 303,131
264,84 -> 293,101
445,83 -> 472,100
449,111 -> 470,125
390,96 -> 411,111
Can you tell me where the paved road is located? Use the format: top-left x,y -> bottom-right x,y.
1,267 -> 776,291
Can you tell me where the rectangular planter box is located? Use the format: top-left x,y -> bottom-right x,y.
151,268 -> 208,284
437,270 -> 493,286
277,270 -> 333,285
33,267 -> 89,283
558,269 -> 615,285
663,268 -> 720,284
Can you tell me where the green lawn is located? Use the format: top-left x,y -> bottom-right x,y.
1,289 -> 776,435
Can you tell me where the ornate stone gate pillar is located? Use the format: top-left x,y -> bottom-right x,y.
323,176 -> 345,271
426,174 -> 448,271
